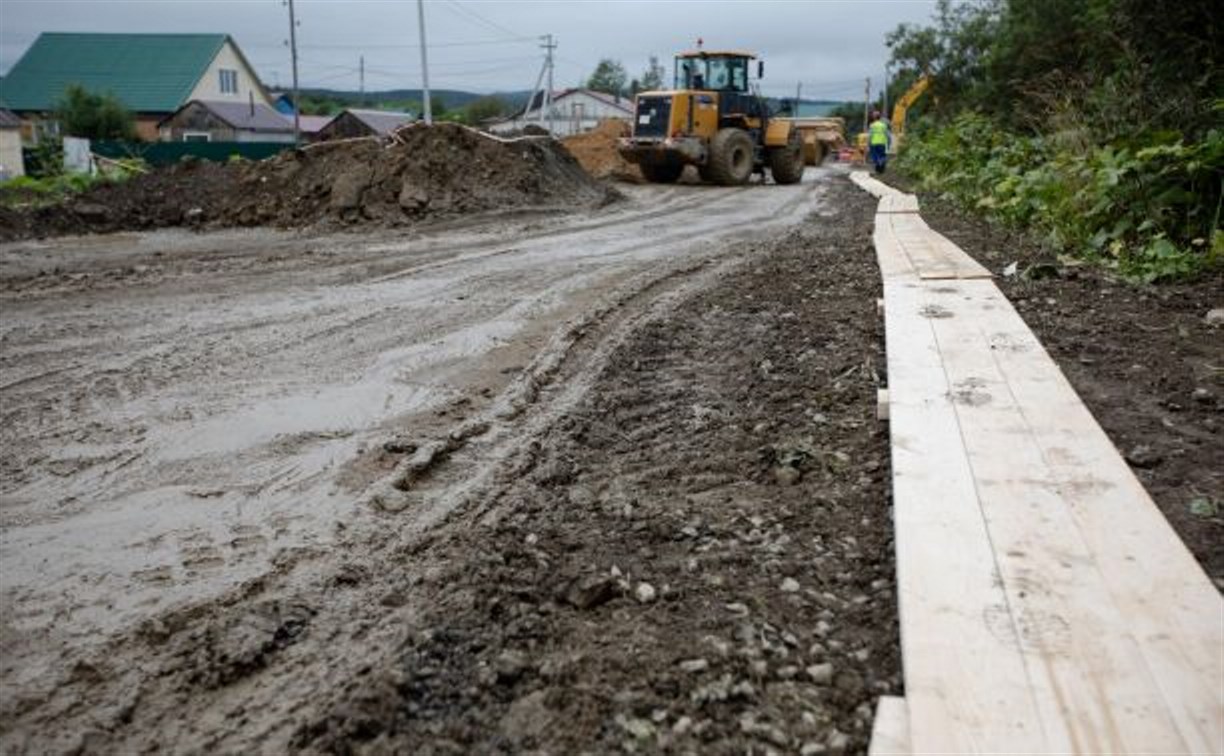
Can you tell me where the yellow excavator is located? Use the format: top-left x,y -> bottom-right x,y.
617,48 -> 804,186
890,74 -> 930,151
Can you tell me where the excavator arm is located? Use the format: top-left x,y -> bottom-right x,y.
890,74 -> 930,148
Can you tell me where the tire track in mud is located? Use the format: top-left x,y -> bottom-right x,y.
366,184 -> 757,284
0,177 -> 832,754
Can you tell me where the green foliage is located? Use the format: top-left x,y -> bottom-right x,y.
587,59 -> 628,97
0,170 -> 127,208
53,84 -> 137,141
640,56 -> 665,92
886,0 -> 1221,282
900,114 -> 1223,281
464,96 -> 510,124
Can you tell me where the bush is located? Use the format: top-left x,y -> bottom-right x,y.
900,113 -> 1223,281
54,84 -> 137,141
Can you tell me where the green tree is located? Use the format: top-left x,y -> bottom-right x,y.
53,84 -> 137,141
465,95 -> 510,123
586,59 -> 628,97
640,55 -> 665,91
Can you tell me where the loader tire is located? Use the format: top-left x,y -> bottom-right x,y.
769,129 -> 806,185
705,128 -> 755,186
639,160 -> 684,184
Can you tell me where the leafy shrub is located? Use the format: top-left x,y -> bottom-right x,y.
899,113 -> 1222,281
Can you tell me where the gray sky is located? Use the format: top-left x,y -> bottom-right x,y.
0,0 -> 938,100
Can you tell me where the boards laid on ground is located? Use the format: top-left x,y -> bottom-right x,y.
852,171 -> 1224,754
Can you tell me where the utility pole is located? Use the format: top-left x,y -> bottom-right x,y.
286,0 -> 301,145
540,34 -> 557,136
882,64 -> 890,122
863,77 -> 871,140
795,81 -> 802,115
359,55 -> 365,104
416,0 -> 432,124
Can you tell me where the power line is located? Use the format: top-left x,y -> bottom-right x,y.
442,0 -> 524,41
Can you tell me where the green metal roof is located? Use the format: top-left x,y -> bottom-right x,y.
0,33 -> 229,113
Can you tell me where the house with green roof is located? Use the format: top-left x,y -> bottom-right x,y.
0,32 -> 273,142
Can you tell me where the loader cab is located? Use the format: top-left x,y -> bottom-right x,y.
673,51 -> 768,127
674,52 -> 754,93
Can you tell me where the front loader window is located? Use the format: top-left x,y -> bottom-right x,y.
675,56 -> 750,92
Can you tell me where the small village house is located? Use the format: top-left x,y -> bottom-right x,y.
315,108 -> 414,141
0,108 -> 24,178
0,32 -> 273,142
487,88 -> 632,137
158,99 -> 295,143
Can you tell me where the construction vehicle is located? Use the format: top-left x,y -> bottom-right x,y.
785,116 -> 846,165
890,74 -> 930,151
617,47 -> 804,186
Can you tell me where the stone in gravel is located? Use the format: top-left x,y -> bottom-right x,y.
500,689 -> 551,743
776,665 -> 799,679
835,670 -> 865,695
495,649 -> 530,684
1192,387 -> 1212,403
564,576 -> 621,610
780,577 -> 801,593
1204,308 -> 1224,327
617,715 -> 656,740
1125,444 -> 1163,468
806,663 -> 834,685
679,658 -> 709,673
827,730 -> 851,755
801,743 -> 829,756
774,466 -> 802,486
673,716 -> 693,735
635,582 -> 657,603
740,715 -> 789,747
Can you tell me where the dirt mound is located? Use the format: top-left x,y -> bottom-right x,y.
0,124 -> 612,241
562,119 -> 642,182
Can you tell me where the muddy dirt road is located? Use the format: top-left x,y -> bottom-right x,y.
2,168 -> 901,752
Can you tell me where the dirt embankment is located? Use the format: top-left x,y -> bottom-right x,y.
0,124 -> 612,241
561,119 -> 642,182
885,172 -> 1224,584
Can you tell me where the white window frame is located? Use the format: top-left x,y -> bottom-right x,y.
219,69 -> 238,95
182,131 -> 212,143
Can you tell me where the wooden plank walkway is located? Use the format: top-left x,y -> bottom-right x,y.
852,171 -> 1224,754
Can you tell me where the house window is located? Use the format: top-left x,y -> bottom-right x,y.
182,132 -> 211,142
219,69 -> 238,94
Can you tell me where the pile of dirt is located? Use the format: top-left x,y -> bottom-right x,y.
562,119 -> 642,182
0,123 -> 612,241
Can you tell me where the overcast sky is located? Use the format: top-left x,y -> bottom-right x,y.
0,0 -> 939,100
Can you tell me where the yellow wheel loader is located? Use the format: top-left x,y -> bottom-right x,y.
617,49 -> 805,186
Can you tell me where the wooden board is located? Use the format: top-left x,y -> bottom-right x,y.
860,171 -> 1223,754
868,696 -> 910,755
850,170 -> 899,198
929,280 -> 1224,753
884,280 -> 1051,752
875,213 -> 993,281
878,192 -> 920,214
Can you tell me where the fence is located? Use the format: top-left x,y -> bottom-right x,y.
91,141 -> 293,166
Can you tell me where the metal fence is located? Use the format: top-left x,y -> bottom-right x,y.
90,141 -> 293,166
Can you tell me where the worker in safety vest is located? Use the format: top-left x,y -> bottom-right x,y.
867,110 -> 890,174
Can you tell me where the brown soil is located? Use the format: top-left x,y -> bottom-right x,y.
0,176 -> 900,754
884,171 -> 1224,585
561,119 -> 642,182
293,177 -> 897,754
0,124 -> 611,241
